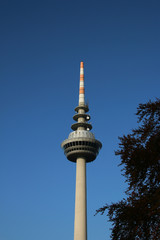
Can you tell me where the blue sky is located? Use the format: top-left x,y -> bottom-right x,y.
1,0 -> 160,239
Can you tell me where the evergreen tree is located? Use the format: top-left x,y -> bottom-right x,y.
96,99 -> 160,240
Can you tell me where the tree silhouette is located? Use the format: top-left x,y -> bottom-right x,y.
96,99 -> 160,240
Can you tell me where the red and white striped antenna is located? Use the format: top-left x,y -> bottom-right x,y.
79,61 -> 85,106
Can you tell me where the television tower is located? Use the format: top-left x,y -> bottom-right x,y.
61,62 -> 102,240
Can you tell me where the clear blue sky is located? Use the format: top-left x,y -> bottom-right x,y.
1,0 -> 160,239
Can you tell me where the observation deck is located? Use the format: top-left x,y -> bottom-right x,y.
61,104 -> 102,163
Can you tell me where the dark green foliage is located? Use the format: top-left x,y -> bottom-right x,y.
96,99 -> 160,240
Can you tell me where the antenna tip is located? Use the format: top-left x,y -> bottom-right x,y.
80,62 -> 84,68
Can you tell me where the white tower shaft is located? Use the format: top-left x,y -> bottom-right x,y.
74,62 -> 87,240
74,157 -> 87,240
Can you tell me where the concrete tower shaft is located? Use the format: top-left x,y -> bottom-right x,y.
61,62 -> 102,240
